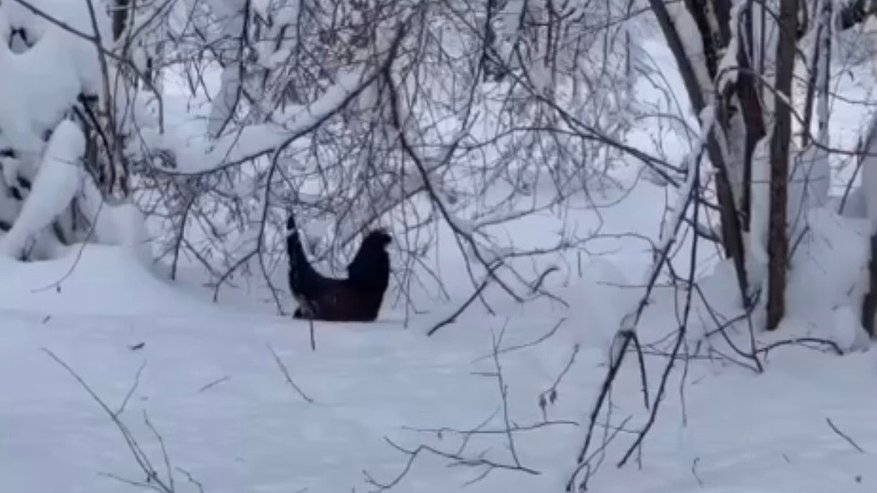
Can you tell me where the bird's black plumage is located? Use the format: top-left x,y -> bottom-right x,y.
286,215 -> 391,322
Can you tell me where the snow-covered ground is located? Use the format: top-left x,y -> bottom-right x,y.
3,175 -> 877,493
4,20 -> 877,493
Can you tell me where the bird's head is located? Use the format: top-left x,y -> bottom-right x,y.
364,228 -> 393,249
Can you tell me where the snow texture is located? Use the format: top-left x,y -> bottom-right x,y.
665,0 -> 713,105
3,13 -> 877,493
2,173 -> 876,493
0,120 -> 85,258
0,0 -> 109,158
141,67 -> 372,174
746,130 -> 772,294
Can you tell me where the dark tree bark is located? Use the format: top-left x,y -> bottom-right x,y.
837,1 -> 877,338
766,0 -> 798,330
863,233 -> 877,336
838,0 -> 877,30
858,118 -> 877,338
113,0 -> 131,40
735,0 -> 766,231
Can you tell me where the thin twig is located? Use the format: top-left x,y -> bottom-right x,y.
427,262 -> 501,337
196,376 -> 230,393
826,417 -> 866,453
538,343 -> 580,421
115,361 -> 146,417
268,344 -> 315,403
757,337 -> 844,357
472,318 -> 566,363
42,348 -> 180,493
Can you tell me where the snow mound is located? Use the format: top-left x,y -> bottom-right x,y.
784,206 -> 871,348
0,120 -> 85,258
0,244 -> 226,317
0,0 -> 110,157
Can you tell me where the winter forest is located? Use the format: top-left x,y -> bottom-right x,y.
4,0 -> 877,491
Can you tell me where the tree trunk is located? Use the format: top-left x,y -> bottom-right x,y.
113,0 -> 131,40
838,0 -> 877,29
766,0 -> 798,330
107,0 -> 132,198
863,233 -> 877,336
859,116 -> 877,336
735,0 -> 766,231
647,0 -> 750,300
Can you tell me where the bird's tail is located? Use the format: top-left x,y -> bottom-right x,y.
285,215 -> 301,265
286,213 -> 320,298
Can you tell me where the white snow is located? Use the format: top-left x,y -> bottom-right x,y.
0,180 -> 877,493
3,12 -> 877,493
3,167 -> 876,493
140,67 -> 374,175
665,1 -> 714,105
78,174 -> 152,263
0,120 -> 85,258
0,0 -> 110,156
746,130 -> 772,293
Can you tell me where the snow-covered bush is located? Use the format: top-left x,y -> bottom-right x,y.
118,0 -> 643,313
0,0 -> 144,260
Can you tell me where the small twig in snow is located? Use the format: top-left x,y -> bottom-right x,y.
402,419 -> 579,437
472,318 -> 566,363
364,437 -> 539,492
176,467 -> 206,493
30,198 -> 104,293
529,265 -> 559,294
268,344 -> 314,403
197,376 -> 231,393
691,457 -> 704,486
144,410 -> 176,492
630,331 -> 650,410
370,319 -> 545,490
538,343 -> 580,421
575,415 -> 634,491
826,417 -> 866,453
757,337 -> 843,358
489,324 -> 524,469
427,262 -> 501,337
42,348 -> 181,493
115,361 -> 146,417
